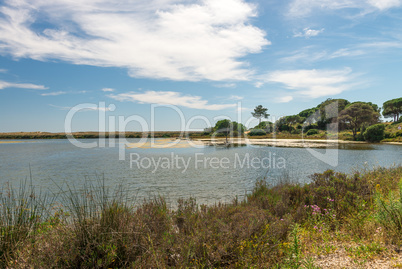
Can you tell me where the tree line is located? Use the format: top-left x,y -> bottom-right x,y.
207,97 -> 402,142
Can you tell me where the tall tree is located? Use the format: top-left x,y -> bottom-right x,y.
317,98 -> 350,128
251,105 -> 269,124
214,119 -> 231,143
338,103 -> 380,140
383,97 -> 402,122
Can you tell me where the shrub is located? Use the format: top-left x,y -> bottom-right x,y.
384,131 -> 394,139
363,124 -> 385,142
303,124 -> 319,131
253,121 -> 273,133
306,129 -> 319,136
249,129 -> 266,136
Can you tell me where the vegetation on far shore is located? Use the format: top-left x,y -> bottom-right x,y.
210,97 -> 402,143
1,166 -> 402,268
1,97 -> 401,143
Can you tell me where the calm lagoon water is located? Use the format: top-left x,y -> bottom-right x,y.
0,139 -> 401,206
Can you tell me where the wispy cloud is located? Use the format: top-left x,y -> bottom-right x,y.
102,88 -> 115,92
0,0 -> 269,81
288,0 -> 402,17
294,28 -> 324,38
109,90 -> 236,110
367,0 -> 402,10
0,69 -> 7,73
0,80 -> 47,90
254,82 -> 264,88
279,42 -> 396,64
229,95 -> 243,100
263,68 -> 359,98
360,41 -> 402,49
214,83 -> 237,88
41,91 -> 66,96
49,104 -> 111,112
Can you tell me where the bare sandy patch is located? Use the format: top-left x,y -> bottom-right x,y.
126,138 -> 204,149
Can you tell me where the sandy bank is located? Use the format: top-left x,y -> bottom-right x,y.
196,138 -> 374,148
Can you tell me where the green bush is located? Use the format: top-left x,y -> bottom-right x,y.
253,121 -> 273,132
249,129 -> 267,136
306,129 -> 319,136
363,124 -> 385,142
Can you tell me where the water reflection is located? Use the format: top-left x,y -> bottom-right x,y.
0,139 -> 400,206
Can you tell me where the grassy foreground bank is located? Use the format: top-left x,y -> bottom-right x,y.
1,166 -> 402,268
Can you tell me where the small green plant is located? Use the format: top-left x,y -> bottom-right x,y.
281,224 -> 302,268
375,180 -> 402,239
345,242 -> 386,262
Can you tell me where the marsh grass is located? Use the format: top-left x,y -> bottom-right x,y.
0,179 -> 53,267
1,165 -> 402,268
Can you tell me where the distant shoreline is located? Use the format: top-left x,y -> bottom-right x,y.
1,132 -> 401,146
0,131 -> 190,139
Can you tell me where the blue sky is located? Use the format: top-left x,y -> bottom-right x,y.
0,0 -> 401,132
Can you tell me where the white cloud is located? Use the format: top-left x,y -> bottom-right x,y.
41,91 -> 66,96
368,0 -> 402,10
275,96 -> 294,103
236,106 -> 249,112
294,28 -> 324,38
0,69 -> 7,73
264,68 -> 357,98
254,82 -> 264,88
279,45 -> 379,64
229,95 -> 243,100
0,0 -> 269,81
288,0 -> 402,17
109,90 -> 236,110
0,80 -> 48,90
214,83 -> 237,88
361,41 -> 402,49
49,104 -> 112,112
102,88 -> 115,92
